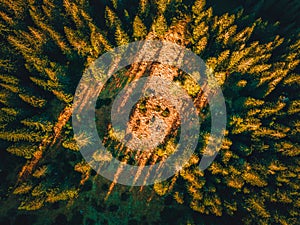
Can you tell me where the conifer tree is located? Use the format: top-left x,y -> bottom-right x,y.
151,14 -> 168,36
133,15 -> 147,40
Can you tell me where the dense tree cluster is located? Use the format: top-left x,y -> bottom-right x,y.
0,0 -> 299,225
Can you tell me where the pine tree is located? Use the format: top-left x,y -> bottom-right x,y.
151,14 -> 168,36
114,24 -> 130,46
133,15 -> 147,40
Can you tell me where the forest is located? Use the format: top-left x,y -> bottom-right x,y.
0,0 -> 299,224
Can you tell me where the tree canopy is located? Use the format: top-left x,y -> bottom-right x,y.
0,0 -> 299,225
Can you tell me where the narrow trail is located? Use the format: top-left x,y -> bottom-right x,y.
18,105 -> 73,181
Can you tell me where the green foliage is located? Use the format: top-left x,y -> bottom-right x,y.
7,143 -> 37,159
21,118 -> 53,132
46,188 -> 79,203
62,138 -> 79,151
18,93 -> 47,108
151,15 -> 168,36
0,129 -> 43,142
13,182 -> 33,195
32,165 -> 48,178
133,15 -> 147,40
114,25 -> 130,46
0,0 -> 299,225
